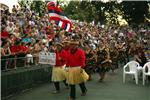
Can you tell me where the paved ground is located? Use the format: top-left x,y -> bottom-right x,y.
5,68 -> 150,100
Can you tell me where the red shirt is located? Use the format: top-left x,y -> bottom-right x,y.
55,49 -> 67,66
47,34 -> 55,40
18,45 -> 28,53
1,31 -> 9,38
68,48 -> 85,68
63,47 -> 70,53
63,47 -> 70,67
10,45 -> 18,54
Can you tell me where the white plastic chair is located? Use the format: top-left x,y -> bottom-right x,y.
123,61 -> 140,84
143,62 -> 150,85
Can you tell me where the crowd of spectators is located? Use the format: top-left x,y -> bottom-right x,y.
1,4 -> 150,71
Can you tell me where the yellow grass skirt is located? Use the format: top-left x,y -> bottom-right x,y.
52,67 -> 66,82
66,67 -> 89,85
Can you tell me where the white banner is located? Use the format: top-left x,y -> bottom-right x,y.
39,52 -> 56,65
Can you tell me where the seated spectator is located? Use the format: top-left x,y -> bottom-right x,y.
13,28 -> 21,39
8,34 -> 17,43
144,41 -> 150,62
16,42 -> 28,67
1,27 -> 9,39
9,41 -> 18,69
1,41 -> 11,70
134,43 -> 147,67
6,22 -> 15,34
33,40 -> 42,65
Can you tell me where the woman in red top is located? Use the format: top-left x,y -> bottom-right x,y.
1,27 -> 9,39
67,40 -> 89,100
9,41 -> 18,69
62,40 -> 70,67
17,42 -> 28,67
51,43 -> 68,94
1,41 -> 11,70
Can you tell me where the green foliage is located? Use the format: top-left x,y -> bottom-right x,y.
18,0 -> 29,7
103,1 -> 123,25
121,1 -> 149,24
30,0 -> 45,17
64,1 -> 98,23
18,0 -> 45,17
63,1 -> 149,25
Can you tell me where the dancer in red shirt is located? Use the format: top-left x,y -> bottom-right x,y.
62,40 -> 70,53
51,43 -> 68,94
66,40 -> 89,100
62,40 -> 70,67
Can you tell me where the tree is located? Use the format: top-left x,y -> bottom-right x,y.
121,1 -> 149,24
18,0 -> 45,17
18,0 -> 28,7
79,1 -> 98,22
64,1 -> 149,25
64,1 -> 80,18
30,0 -> 45,17
64,1 -> 98,22
91,1 -> 106,24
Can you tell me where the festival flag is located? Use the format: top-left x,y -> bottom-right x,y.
47,1 -> 72,32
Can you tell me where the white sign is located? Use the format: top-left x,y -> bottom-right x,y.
39,52 -> 56,65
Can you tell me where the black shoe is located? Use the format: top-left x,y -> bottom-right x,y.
81,90 -> 87,96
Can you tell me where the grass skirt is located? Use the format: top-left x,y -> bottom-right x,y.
66,67 -> 89,85
52,67 -> 66,82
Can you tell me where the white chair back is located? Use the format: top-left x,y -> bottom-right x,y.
123,61 -> 140,84
143,62 -> 150,73
127,61 -> 139,72
143,62 -> 150,85
147,62 -> 150,73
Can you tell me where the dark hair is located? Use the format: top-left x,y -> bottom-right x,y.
72,35 -> 80,40
1,41 -> 8,47
36,40 -> 40,43
27,42 -> 31,46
